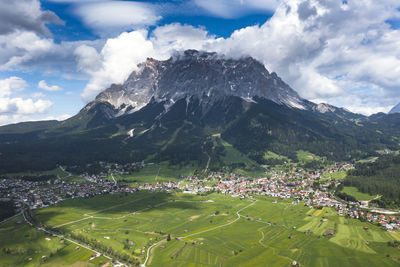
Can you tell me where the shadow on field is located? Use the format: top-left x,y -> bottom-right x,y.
33,191 -> 201,225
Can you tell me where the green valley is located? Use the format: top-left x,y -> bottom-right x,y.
2,192 -> 399,267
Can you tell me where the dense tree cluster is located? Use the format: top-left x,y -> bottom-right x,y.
344,154 -> 400,207
0,201 -> 15,221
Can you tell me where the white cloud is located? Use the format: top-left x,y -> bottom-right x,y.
77,30 -> 156,101
74,44 -> 102,73
150,23 -> 216,57
74,1 -> 161,35
0,97 -> 53,114
38,80 -> 62,91
0,76 -> 27,97
0,77 -> 54,126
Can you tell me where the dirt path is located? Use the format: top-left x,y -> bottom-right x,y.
258,226 -> 266,246
142,239 -> 166,267
181,200 -> 258,238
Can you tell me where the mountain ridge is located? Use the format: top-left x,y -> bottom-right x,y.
91,49 -> 307,117
0,50 -> 399,173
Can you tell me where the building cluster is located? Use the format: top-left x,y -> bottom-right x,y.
0,178 -> 135,211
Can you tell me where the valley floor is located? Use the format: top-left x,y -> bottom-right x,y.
1,191 -> 400,267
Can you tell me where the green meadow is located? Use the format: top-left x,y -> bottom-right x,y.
219,140 -> 256,165
342,186 -> 379,201
113,161 -> 197,185
321,171 -> 347,181
0,215 -> 109,267
0,191 -> 396,266
296,150 -> 321,162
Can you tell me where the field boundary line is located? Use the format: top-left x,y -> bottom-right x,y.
54,216 -> 93,228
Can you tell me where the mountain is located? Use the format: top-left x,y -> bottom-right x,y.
92,50 -> 306,117
389,103 -> 400,114
0,50 -> 399,174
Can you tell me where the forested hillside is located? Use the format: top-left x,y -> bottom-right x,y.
345,155 -> 400,207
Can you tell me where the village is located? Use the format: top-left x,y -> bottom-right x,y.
1,161 -> 399,232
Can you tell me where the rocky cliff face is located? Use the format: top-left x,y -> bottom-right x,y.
91,50 -> 306,117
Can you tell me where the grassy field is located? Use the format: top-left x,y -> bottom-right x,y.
342,186 -> 379,201
263,151 -> 288,161
220,140 -> 256,165
113,161 -> 197,185
0,215 -> 109,267
322,171 -> 347,181
357,157 -> 378,163
296,150 -> 321,162
3,192 -> 393,266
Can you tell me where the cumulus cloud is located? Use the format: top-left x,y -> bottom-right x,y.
0,0 -> 63,36
0,98 -> 53,114
0,76 -> 28,97
76,30 -> 156,101
38,80 -> 62,91
74,45 -> 102,73
0,76 -> 53,125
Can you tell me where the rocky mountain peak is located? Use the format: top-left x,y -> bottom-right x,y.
92,50 -> 306,117
313,103 -> 337,113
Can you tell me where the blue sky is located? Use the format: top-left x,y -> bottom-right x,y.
1,0 -> 400,125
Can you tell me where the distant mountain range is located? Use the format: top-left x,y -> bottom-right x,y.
1,50 -> 400,173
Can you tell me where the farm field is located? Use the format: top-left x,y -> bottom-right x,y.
0,192 -> 390,266
342,186 -> 379,201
